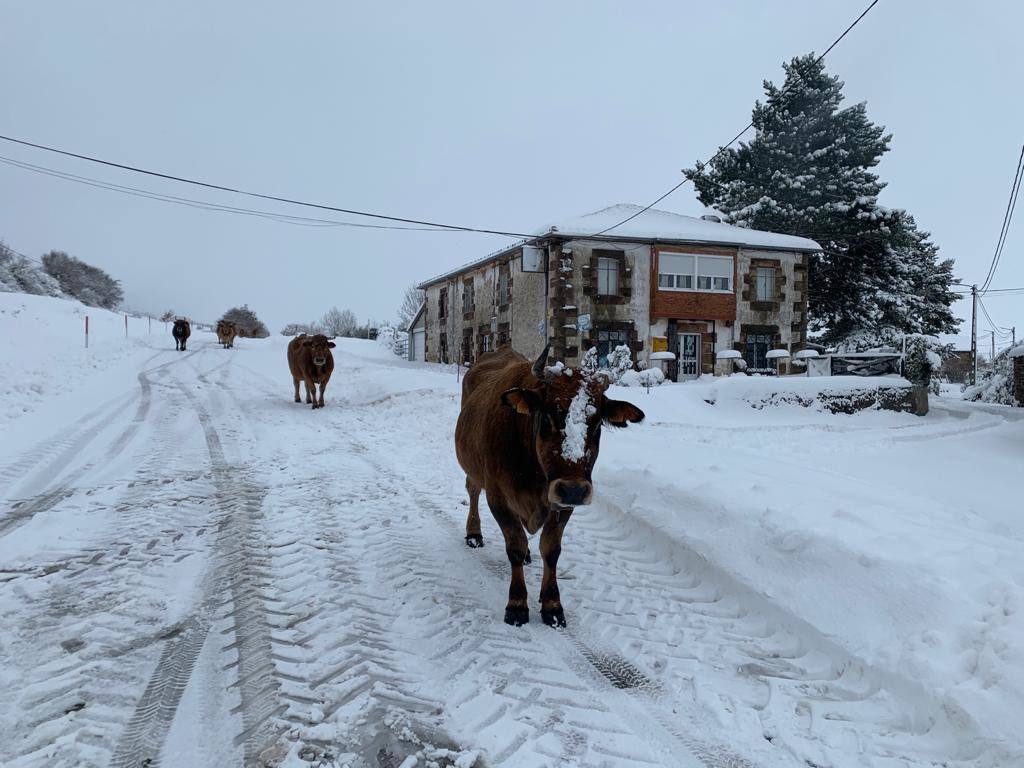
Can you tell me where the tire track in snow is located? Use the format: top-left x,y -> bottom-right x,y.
0,350 -> 204,537
1,386 -> 218,768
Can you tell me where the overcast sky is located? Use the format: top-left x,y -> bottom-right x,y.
1,1 -> 1022,349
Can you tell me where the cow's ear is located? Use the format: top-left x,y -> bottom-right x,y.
601,398 -> 645,427
501,388 -> 541,415
328,342 -> 336,348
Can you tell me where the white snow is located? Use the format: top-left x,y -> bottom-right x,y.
0,293 -> 1021,767
561,382 -> 593,462
538,203 -> 822,251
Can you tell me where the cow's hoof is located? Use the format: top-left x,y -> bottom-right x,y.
294,398 -> 301,403
465,534 -> 484,548
524,551 -> 532,565
541,606 -> 566,628
504,606 -> 529,626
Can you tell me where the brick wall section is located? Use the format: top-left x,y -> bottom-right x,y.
1015,357 -> 1024,406
650,245 -> 738,321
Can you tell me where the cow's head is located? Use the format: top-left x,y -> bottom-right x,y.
501,345 -> 644,507
302,334 -> 336,367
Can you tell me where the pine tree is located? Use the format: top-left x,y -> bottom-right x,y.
686,53 -> 960,344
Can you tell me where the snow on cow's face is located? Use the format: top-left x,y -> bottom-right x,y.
501,368 -> 645,508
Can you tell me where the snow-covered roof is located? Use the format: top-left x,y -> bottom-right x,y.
537,204 -> 822,252
1008,343 -> 1024,359
418,204 -> 822,287
406,300 -> 427,333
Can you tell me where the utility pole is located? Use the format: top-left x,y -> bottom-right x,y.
970,284 -> 978,386
991,330 -> 996,363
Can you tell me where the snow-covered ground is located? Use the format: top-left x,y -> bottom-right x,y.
1,294 -> 1021,767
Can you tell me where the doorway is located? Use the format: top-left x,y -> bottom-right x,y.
679,333 -> 701,379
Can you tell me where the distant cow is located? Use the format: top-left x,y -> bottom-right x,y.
172,319 -> 191,351
455,345 -> 644,627
216,320 -> 237,349
287,334 -> 336,409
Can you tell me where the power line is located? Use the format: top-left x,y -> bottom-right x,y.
0,154 -> 465,232
981,143 -> 1023,293
584,0 -> 882,239
0,134 -> 538,239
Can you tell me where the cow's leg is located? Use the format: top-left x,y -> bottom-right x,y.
304,379 -> 314,405
464,478 -> 483,548
306,378 -> 318,408
492,505 -> 530,626
293,378 -> 301,403
539,507 -> 573,628
317,380 -> 326,408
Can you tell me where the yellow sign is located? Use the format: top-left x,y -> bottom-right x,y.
652,336 -> 668,353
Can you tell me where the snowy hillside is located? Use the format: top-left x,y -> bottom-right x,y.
0,298 -> 1021,767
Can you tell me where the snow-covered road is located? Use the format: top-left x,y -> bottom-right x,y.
1,321 -> 1021,767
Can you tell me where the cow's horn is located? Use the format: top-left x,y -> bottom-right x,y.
532,344 -> 550,379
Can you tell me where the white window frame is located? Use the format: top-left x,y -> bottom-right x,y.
597,257 -> 620,296
657,251 -> 734,294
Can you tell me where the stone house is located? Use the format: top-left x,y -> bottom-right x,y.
416,204 -> 821,379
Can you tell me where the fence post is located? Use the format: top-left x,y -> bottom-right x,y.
85,315 -> 89,348
125,314 -> 128,338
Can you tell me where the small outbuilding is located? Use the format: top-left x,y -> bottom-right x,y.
407,301 -> 427,362
1010,343 -> 1024,406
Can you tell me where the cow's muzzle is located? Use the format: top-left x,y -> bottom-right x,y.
549,479 -> 593,507
313,356 -> 327,367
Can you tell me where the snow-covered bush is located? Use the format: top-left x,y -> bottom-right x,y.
220,305 -> 270,338
618,367 -> 666,388
376,324 -> 408,356
41,250 -> 123,309
0,242 -> 66,297
963,371 -> 1014,406
606,344 -> 634,383
580,347 -> 599,376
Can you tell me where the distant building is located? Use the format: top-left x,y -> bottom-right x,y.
416,204 -> 821,380
940,350 -> 973,384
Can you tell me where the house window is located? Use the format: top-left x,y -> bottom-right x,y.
462,281 -> 474,314
438,288 -> 447,320
756,267 -> 775,301
596,328 -> 630,367
658,252 -> 733,293
439,334 -> 449,364
497,270 -> 510,306
658,253 -> 695,289
746,333 -> 773,372
597,257 -> 619,296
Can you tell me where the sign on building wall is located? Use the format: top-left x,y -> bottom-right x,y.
652,336 -> 668,353
577,313 -> 592,333
522,245 -> 545,273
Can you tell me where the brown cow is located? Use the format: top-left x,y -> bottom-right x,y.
287,334 -> 336,409
455,345 -> 644,627
216,321 -> 237,349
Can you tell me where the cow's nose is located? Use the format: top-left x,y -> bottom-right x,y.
314,357 -> 326,366
554,480 -> 592,506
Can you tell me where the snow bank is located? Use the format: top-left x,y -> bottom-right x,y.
702,373 -> 918,413
617,366 -> 666,387
0,293 -> 159,428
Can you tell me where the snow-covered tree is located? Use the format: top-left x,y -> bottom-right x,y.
580,347 -> 599,376
321,306 -> 358,337
41,250 -> 123,309
396,284 -> 425,330
685,54 -> 960,345
221,304 -> 269,338
280,321 -> 323,336
160,310 -> 175,323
